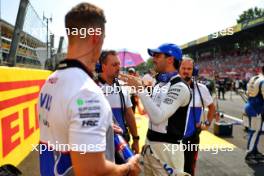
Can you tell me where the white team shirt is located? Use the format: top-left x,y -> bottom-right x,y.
99,81 -> 132,109
184,82 -> 213,137
188,82 -> 213,120
38,67 -> 113,175
98,80 -> 132,132
39,68 -> 112,151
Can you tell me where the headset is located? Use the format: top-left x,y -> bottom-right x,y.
95,51 -> 108,73
193,65 -> 199,77
191,64 -> 203,107
155,59 -> 199,83
155,72 -> 178,83
95,62 -> 102,73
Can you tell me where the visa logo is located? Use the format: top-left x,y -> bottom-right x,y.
40,93 -> 52,111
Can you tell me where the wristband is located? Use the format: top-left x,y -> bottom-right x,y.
204,120 -> 211,126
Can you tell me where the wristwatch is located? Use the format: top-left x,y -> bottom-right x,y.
132,135 -> 140,140
204,120 -> 211,126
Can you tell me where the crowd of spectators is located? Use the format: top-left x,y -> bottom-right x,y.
198,48 -> 264,80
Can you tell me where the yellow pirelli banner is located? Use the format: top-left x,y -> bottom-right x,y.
0,66 -> 51,166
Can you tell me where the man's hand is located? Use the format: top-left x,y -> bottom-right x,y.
127,154 -> 141,176
196,123 -> 209,130
131,140 -> 139,154
119,74 -> 143,91
112,123 -> 123,134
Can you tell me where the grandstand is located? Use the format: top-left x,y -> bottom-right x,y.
0,19 -> 46,68
181,16 -> 264,80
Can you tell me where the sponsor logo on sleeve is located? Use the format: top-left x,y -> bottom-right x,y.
76,98 -> 85,106
48,77 -> 58,84
168,88 -> 181,92
82,120 -> 99,127
163,98 -> 174,104
78,106 -> 100,112
167,92 -> 179,100
80,113 -> 100,119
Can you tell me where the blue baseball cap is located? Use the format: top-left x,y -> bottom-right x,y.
147,43 -> 182,61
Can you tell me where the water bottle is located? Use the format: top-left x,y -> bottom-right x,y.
114,134 -> 134,162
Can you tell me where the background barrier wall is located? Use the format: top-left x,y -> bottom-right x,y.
0,66 -> 51,166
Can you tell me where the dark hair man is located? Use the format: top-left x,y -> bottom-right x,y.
120,43 -> 191,175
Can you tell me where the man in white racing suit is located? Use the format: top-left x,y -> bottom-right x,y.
38,2 -> 140,176
244,66 -> 264,164
120,43 -> 191,176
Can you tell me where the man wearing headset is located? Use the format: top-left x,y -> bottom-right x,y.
179,57 -> 215,176
120,43 -> 191,175
96,50 -> 140,163
244,66 -> 264,164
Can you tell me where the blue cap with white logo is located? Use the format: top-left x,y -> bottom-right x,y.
147,43 -> 182,61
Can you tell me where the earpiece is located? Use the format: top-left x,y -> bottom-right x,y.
95,62 -> 102,73
193,65 -> 199,77
96,51 -> 108,73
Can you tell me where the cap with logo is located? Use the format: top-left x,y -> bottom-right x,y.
147,43 -> 182,61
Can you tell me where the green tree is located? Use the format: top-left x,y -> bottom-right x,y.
237,7 -> 264,23
145,58 -> 154,70
135,58 -> 154,75
135,62 -> 146,75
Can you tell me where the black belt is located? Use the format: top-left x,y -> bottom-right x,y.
147,129 -> 181,144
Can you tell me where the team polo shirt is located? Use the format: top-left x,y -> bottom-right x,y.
38,67 -> 113,176
184,82 -> 213,138
98,80 -> 132,133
